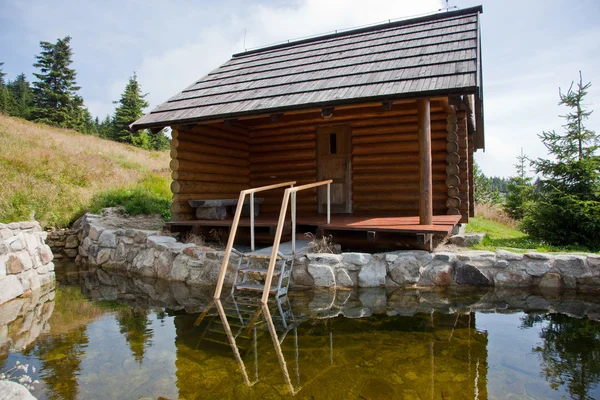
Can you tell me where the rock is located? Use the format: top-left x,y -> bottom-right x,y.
524,258 -> 554,277
19,221 -> 39,231
6,255 -> 23,274
587,254 -> 600,269
342,253 -> 371,266
358,261 -> 386,287
306,253 -> 342,264
113,243 -> 128,262
0,381 -> 36,400
495,270 -> 532,287
64,249 -> 78,258
0,228 -> 13,240
525,252 -> 552,260
96,249 -> 112,265
554,255 -> 588,277
419,263 -> 453,286
147,235 -> 177,250
307,263 -> 335,287
336,268 -> 354,287
98,229 -> 117,248
563,275 -> 577,289
496,250 -> 524,261
170,255 -> 190,281
448,233 -> 485,247
388,257 -> 421,285
539,273 -> 562,289
0,275 -> 25,304
65,235 -> 79,249
39,245 -> 53,264
452,263 -> 491,286
7,235 -> 25,252
134,230 -> 157,244
291,259 -> 314,287
385,254 -> 398,262
87,224 -> 104,240
456,251 -> 495,268
7,222 -> 19,229
156,252 -> 174,279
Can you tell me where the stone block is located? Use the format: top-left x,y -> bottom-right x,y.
306,253 -> 342,264
65,235 -> 79,249
307,263 -> 335,287
156,252 -> 175,279
96,248 -> 112,265
525,252 -> 553,260
452,263 -> 491,286
555,255 -> 589,278
494,270 -> 532,287
388,257 -> 421,285
0,228 -> 13,240
496,250 -> 524,261
98,229 -> 117,248
0,275 -> 25,304
64,249 -> 78,258
134,230 -> 157,244
170,254 -> 190,281
87,225 -> 104,241
336,268 -> 354,287
342,253 -> 371,266
524,258 -> 554,277
539,273 -> 562,289
358,261 -> 386,287
291,260 -> 314,287
38,245 -> 54,264
7,234 -> 25,252
0,381 -> 37,400
6,255 -> 23,274
448,233 -> 485,247
587,254 -> 600,269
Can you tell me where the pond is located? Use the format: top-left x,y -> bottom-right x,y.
2,262 -> 600,399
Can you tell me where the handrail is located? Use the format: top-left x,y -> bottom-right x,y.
213,181 -> 296,300
262,179 -> 333,304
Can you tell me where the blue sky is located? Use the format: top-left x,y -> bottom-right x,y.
1,0 -> 599,177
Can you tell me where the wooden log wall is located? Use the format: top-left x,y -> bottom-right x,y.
444,108 -> 471,224
456,110 -> 470,222
170,125 -> 250,221
246,101 -> 449,216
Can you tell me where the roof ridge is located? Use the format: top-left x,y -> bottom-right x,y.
232,5 -> 483,58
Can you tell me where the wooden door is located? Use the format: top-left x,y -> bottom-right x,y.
317,125 -> 352,213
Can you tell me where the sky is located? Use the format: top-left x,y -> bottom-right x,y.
1,0 -> 599,177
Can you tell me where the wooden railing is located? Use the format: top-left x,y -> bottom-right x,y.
261,180 -> 333,303
213,181 -> 296,300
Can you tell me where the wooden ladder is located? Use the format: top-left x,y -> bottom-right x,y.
214,180 -> 332,304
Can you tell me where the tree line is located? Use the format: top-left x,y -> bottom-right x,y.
477,73 -> 600,250
0,36 -> 169,151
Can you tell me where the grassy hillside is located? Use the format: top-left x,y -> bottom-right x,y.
0,115 -> 171,228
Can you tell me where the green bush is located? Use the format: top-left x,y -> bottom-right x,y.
88,174 -> 171,220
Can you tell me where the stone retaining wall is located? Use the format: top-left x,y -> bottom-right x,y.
0,283 -> 54,354
76,212 -> 600,290
47,228 -> 80,260
0,222 -> 55,304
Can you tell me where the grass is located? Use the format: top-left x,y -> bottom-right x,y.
466,204 -> 593,253
0,115 -> 171,228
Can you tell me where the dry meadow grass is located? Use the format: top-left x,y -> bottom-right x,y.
0,115 -> 170,228
474,202 -> 516,228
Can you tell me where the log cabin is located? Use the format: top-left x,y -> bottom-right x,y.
131,6 -> 485,249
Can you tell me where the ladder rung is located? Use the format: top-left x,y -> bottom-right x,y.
239,267 -> 281,275
208,327 -> 252,339
202,337 -> 247,350
235,283 -> 278,293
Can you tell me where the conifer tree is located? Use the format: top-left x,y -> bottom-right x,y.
473,162 -> 502,204
7,73 -> 34,119
504,149 -> 534,220
112,72 -> 149,144
0,62 -> 8,115
521,73 -> 600,248
31,36 -> 86,129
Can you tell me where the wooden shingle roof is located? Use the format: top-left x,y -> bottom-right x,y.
132,6 -> 483,130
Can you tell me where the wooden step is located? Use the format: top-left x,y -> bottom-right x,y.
235,283 -> 278,293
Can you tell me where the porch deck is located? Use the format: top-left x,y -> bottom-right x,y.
166,214 -> 461,249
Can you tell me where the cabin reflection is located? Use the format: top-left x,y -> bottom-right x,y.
173,292 -> 488,399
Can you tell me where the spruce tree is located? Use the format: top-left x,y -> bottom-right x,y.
521,73 -> 600,248
112,72 -> 149,145
0,62 -> 8,115
473,162 -> 502,204
504,149 -> 534,220
7,73 -> 34,119
96,115 -> 113,139
31,36 -> 86,129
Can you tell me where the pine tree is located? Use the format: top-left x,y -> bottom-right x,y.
0,62 -> 9,115
148,129 -> 170,151
521,73 -> 600,248
112,72 -> 149,145
96,115 -> 113,139
473,162 -> 502,204
7,73 -> 34,119
31,36 -> 86,130
504,149 -> 534,220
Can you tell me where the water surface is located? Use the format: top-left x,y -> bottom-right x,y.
1,262 -> 600,399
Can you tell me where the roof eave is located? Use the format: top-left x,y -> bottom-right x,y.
130,86 -> 481,131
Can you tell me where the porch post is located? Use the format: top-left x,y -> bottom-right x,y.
418,98 -> 433,225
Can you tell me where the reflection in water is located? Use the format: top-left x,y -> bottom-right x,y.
3,262 -> 600,398
522,314 -> 600,399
